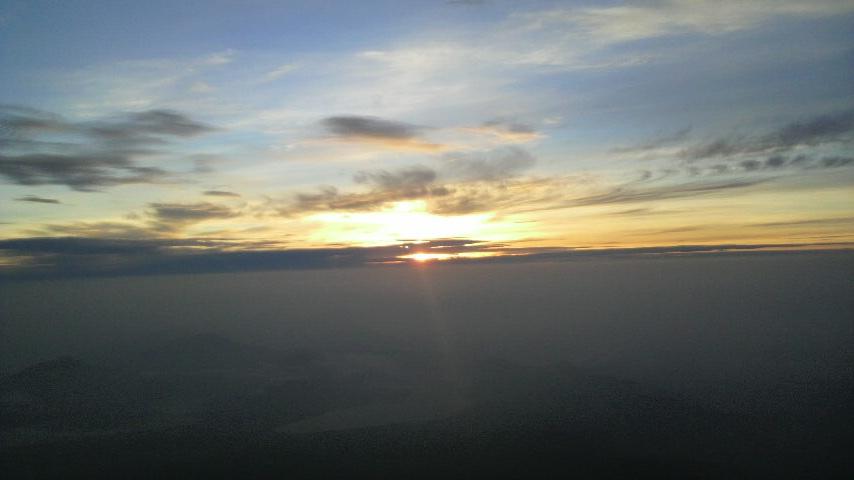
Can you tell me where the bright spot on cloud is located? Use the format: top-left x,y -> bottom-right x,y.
403,252 -> 455,262
307,200 -> 501,245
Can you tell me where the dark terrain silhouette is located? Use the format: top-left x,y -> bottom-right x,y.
2,333 -> 851,479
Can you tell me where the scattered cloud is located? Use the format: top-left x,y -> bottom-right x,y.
280,151 -> 555,217
261,63 -> 298,83
442,146 -> 536,181
0,152 -> 170,191
0,105 -> 216,190
281,164 -> 446,215
147,202 -> 239,232
518,1 -> 854,47
464,120 -> 542,143
354,165 -> 437,191
752,217 -> 854,228
320,115 -> 445,152
613,127 -> 693,154
37,221 -> 161,240
203,190 -> 241,197
14,195 -> 61,204
683,109 -> 854,161
567,178 -> 767,208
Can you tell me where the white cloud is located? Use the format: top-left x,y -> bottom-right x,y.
261,63 -> 299,83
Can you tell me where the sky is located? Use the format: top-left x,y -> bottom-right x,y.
1,0 -> 853,277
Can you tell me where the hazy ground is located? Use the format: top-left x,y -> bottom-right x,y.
1,252 -> 852,478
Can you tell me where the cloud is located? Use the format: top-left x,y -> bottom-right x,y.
0,153 -> 170,191
203,190 -> 241,197
567,178 -> 767,207
0,106 -> 215,190
773,109 -> 854,147
27,202 -> 242,240
442,146 -> 536,181
465,120 -> 542,143
323,116 -> 421,140
86,110 -> 214,144
281,157 -> 555,216
520,1 -> 854,46
0,237 -> 183,255
288,186 -> 451,216
683,109 -> 854,161
354,165 -> 437,191
1,235 -> 847,281
752,217 -> 854,228
612,127 -> 693,154
14,195 -> 61,204
0,104 -> 67,136
0,105 -> 214,144
279,165 -> 445,215
320,115 -> 445,152
147,202 -> 239,231
261,64 -> 298,83
37,221 -> 162,239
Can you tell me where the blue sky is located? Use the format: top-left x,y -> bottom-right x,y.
1,0 -> 853,275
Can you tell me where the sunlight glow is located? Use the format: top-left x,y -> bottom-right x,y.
307,200 -> 505,245
403,252 -> 455,262
400,251 -> 500,263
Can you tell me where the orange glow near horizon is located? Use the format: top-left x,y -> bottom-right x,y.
403,252 -> 455,262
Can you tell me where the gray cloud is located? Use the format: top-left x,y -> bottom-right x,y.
772,110 -> 854,147
147,202 -> 238,231
613,127 -> 692,153
683,109 -> 854,161
442,146 -> 536,181
0,105 -> 215,190
468,120 -> 541,142
85,110 -> 214,147
283,165 -> 449,215
322,116 -> 422,140
319,115 -> 444,151
1,235 -> 848,281
752,217 -> 854,228
203,190 -> 241,197
354,165 -> 437,191
0,236 -> 190,255
693,154 -> 853,175
481,120 -> 534,132
14,195 -> 61,204
0,153 -> 169,191
568,178 -> 766,207
0,105 -> 67,136
38,221 -> 163,239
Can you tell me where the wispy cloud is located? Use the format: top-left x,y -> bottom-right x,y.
147,202 -> 239,232
280,148 -> 547,216
463,120 -> 542,143
442,146 -> 536,182
683,109 -> 854,161
203,190 -> 241,197
0,106 -> 216,190
260,63 -> 299,83
517,1 -> 854,46
320,115 -> 446,152
14,195 -> 61,204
